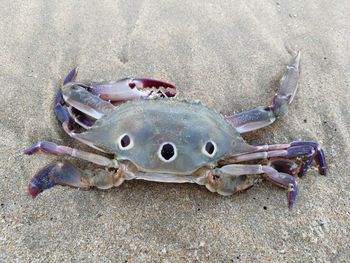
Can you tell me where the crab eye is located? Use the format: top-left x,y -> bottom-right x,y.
118,133 -> 134,150
158,142 -> 177,162
202,141 -> 217,157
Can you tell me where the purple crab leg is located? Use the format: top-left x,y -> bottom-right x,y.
254,141 -> 326,176
54,89 -> 75,129
55,68 -> 96,129
24,141 -> 117,167
267,158 -> 300,176
66,106 -> 94,129
259,167 -> 298,209
290,141 -> 326,176
232,140 -> 326,176
210,164 -> 298,208
63,67 -> 78,85
226,51 -> 301,133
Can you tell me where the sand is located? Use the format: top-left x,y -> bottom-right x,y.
1,0 -> 349,262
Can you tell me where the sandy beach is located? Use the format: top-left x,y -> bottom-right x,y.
1,0 -> 349,261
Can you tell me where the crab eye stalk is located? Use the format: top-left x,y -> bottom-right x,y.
118,133 -> 134,150
202,141 -> 217,157
158,142 -> 177,162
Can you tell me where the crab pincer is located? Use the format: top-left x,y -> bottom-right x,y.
28,162 -> 88,198
89,78 -> 177,101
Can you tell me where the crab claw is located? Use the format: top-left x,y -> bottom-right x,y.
89,77 -> 177,101
132,78 -> 177,97
28,163 -> 58,198
28,161 -> 89,198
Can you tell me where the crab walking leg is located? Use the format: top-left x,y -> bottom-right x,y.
55,89 -> 97,132
233,147 -> 317,177
226,51 -> 301,133
201,164 -> 298,208
54,67 -> 84,128
267,158 -> 300,176
28,161 -> 126,198
232,141 -> 326,176
63,67 -> 78,85
54,67 -> 114,132
55,67 -> 97,129
24,141 -> 118,168
66,106 -> 94,129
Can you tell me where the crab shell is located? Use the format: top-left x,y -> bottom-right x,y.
76,98 -> 254,175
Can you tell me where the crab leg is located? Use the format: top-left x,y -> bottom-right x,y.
200,164 -> 298,208
66,106 -> 94,129
226,51 -> 301,133
27,161 -> 125,198
63,67 -> 79,84
24,141 -> 117,167
231,141 -> 326,176
267,158 -> 300,176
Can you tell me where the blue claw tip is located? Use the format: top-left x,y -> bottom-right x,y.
28,163 -> 57,198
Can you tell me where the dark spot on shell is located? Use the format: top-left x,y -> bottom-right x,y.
205,141 -> 215,155
121,135 -> 131,148
161,143 -> 175,160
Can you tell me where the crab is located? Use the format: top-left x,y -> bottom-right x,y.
25,52 -> 326,208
